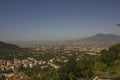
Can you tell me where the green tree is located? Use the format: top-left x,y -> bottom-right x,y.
58,57 -> 94,80
100,44 -> 120,66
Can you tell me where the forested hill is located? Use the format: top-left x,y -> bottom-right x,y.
0,41 -> 21,54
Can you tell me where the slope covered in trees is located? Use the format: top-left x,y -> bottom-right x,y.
58,43 -> 120,80
0,41 -> 21,54
0,41 -> 20,49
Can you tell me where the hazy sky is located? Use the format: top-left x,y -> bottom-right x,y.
0,0 -> 120,41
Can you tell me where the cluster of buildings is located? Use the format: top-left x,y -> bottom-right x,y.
0,58 -> 37,72
0,57 -> 63,71
30,45 -> 108,55
20,40 -> 112,54
0,56 -> 69,80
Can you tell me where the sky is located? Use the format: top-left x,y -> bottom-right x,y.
0,0 -> 120,41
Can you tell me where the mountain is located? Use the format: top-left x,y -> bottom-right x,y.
82,33 -> 120,41
0,41 -> 21,54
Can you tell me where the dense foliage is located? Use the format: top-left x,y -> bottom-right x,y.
57,43 -> 120,80
58,57 -> 94,80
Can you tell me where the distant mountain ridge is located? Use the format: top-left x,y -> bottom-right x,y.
82,33 -> 120,41
4,33 -> 120,46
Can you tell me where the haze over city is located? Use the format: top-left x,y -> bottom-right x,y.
0,0 -> 120,41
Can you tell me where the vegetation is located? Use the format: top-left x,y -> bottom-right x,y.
57,43 -> 120,80
1,41 -> 120,80
0,41 -> 21,55
58,57 -> 94,80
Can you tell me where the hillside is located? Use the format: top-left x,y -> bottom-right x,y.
0,41 -> 21,54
